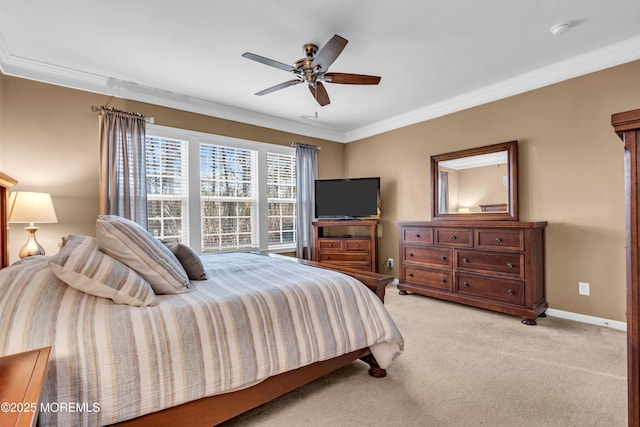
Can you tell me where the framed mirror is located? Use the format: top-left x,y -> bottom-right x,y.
431,140 -> 518,221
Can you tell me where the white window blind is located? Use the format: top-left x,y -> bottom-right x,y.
200,143 -> 258,251
267,152 -> 296,247
145,136 -> 189,243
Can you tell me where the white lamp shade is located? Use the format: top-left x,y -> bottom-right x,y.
8,192 -> 58,224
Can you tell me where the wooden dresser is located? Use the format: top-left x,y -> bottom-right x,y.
313,220 -> 378,272
397,220 -> 547,324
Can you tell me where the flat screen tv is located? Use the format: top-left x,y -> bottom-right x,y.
314,177 -> 380,219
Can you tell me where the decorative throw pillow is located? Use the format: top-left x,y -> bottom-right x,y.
162,241 -> 208,280
49,235 -> 157,307
95,215 -> 190,294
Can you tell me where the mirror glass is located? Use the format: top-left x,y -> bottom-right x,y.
431,141 -> 518,221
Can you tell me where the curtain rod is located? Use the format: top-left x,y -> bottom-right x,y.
91,105 -> 154,123
291,142 -> 321,150
90,105 -> 145,118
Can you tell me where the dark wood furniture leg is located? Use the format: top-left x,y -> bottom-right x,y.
360,353 -> 386,378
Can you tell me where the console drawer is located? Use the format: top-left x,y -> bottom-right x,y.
456,250 -> 524,278
403,246 -> 452,268
475,229 -> 524,251
404,267 -> 452,291
318,239 -> 344,250
317,252 -> 371,263
456,274 -> 525,306
346,239 -> 371,251
402,227 -> 434,245
435,228 -> 473,247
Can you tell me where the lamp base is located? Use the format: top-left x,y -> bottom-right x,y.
18,226 -> 45,259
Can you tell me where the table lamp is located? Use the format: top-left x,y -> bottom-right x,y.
8,191 -> 58,258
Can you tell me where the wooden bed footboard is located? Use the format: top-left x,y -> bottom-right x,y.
112,348 -> 380,426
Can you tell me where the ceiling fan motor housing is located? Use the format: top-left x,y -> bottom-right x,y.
295,56 -> 318,85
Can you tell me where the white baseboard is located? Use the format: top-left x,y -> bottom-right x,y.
546,308 -> 627,331
387,279 -> 626,331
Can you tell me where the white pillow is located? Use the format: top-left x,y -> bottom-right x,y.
49,235 -> 157,307
96,215 -> 190,294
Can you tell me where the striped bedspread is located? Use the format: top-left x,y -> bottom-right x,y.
0,252 -> 403,426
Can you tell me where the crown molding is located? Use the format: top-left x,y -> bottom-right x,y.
2,33 -> 640,144
0,33 -> 346,143
344,35 -> 640,143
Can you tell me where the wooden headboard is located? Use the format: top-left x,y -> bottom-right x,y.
0,172 -> 17,268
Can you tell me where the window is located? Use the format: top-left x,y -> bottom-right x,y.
267,153 -> 296,247
200,144 -> 257,251
145,136 -> 188,244
145,125 -> 296,253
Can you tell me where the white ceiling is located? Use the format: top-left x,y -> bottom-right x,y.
1,0 -> 639,143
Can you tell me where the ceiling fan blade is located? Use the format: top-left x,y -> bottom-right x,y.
309,82 -> 330,106
242,52 -> 296,73
311,34 -> 348,72
255,80 -> 301,96
324,72 -> 381,85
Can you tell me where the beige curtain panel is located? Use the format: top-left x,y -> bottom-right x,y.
99,107 -> 148,228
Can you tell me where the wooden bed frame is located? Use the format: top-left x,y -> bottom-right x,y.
0,172 -> 395,426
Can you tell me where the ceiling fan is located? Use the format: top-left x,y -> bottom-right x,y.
242,34 -> 381,107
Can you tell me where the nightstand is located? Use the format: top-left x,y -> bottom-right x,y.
0,347 -> 51,427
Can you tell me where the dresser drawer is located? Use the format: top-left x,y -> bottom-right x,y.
403,246 -> 452,268
318,239 -> 344,250
456,274 -> 525,306
456,250 -> 524,278
435,228 -> 473,247
402,227 -> 434,245
404,267 -> 452,291
318,252 -> 371,263
475,229 -> 524,251
346,239 -> 371,251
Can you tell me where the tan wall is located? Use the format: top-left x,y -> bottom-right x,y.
345,60 -> 640,322
0,75 -> 344,263
457,164 -> 508,212
3,60 -> 639,321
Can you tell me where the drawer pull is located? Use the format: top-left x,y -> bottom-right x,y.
450,235 -> 457,240
495,237 -> 503,243
440,256 -> 447,261
462,258 -> 469,263
416,233 -> 421,238
409,273 -> 414,277
507,289 -> 515,295
409,253 -> 414,257
440,278 -> 447,283
328,243 -> 333,247
355,243 -> 360,248
359,256 -> 364,261
507,263 -> 514,268
463,282 -> 469,287
324,255 -> 330,260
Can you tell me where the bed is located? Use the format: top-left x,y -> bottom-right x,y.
0,174 -> 403,426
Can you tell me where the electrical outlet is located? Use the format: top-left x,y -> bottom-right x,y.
578,281 -> 590,296
386,258 -> 393,269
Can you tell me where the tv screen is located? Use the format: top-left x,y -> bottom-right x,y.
315,177 -> 380,219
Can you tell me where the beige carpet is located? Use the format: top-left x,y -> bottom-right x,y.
221,285 -> 627,427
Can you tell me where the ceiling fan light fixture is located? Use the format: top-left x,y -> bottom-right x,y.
550,22 -> 571,36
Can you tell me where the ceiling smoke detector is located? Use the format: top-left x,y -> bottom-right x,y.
550,22 -> 571,35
